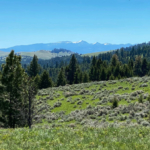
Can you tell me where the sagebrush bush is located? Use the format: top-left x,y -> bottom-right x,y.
138,95 -> 143,103
147,95 -> 150,102
53,101 -> 62,107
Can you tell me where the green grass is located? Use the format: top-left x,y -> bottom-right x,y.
82,50 -> 114,57
1,126 -> 150,150
34,77 -> 150,125
0,50 -> 73,60
2,77 -> 150,149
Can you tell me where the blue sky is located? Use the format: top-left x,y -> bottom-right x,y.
0,0 -> 150,48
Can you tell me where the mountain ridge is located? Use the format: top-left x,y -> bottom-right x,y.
0,41 -> 132,54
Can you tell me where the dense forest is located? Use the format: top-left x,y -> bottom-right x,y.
1,42 -> 150,128
25,41 -> 150,84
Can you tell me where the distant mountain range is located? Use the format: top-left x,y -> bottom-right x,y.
0,40 -> 132,54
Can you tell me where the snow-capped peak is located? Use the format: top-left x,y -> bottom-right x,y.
73,40 -> 86,43
104,43 -> 110,45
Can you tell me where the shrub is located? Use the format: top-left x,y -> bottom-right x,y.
90,115 -> 96,119
140,83 -> 148,87
118,86 -> 123,89
73,105 -> 77,108
86,105 -> 92,109
108,117 -> 114,121
119,115 -> 127,121
53,101 -> 62,107
77,100 -> 83,105
112,97 -> 118,108
141,121 -> 150,126
147,95 -> 150,102
138,95 -> 143,103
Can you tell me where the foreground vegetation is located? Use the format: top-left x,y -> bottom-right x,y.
0,126 -> 150,150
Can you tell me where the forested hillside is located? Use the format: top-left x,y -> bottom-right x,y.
24,41 -> 150,84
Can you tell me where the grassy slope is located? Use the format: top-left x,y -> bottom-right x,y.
0,50 -> 73,60
36,76 -> 150,122
82,50 -> 114,57
21,51 -> 72,59
1,76 -> 150,149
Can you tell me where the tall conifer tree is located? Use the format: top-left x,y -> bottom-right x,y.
28,55 -> 39,77
142,58 -> 149,76
57,68 -> 66,86
1,50 -> 26,128
67,54 -> 78,84
40,70 -> 52,89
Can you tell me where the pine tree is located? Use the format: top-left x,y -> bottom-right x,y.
34,74 -> 40,89
22,75 -> 38,129
89,66 -> 94,81
57,68 -> 66,86
83,72 -> 89,83
91,56 -> 97,66
96,58 -> 103,69
142,58 -> 149,76
128,59 -> 134,69
39,70 -> 53,89
100,68 -> 106,80
114,64 -> 120,78
111,54 -> 119,67
27,55 -> 40,77
0,83 -> 8,127
79,72 -> 83,83
134,56 -> 142,76
109,74 -> 114,80
1,50 -> 26,128
67,54 -> 78,84
74,71 -> 80,84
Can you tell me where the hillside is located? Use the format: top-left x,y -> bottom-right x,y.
33,76 -> 150,128
0,49 -> 74,61
81,50 -> 112,57
1,71 -> 150,149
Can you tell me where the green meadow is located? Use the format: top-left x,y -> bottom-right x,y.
2,76 -> 150,149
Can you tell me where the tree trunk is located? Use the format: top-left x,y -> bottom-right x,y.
9,93 -> 12,128
28,89 -> 31,129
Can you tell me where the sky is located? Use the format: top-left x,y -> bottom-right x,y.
0,0 -> 150,48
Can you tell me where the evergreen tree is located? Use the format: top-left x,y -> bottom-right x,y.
134,56 -> 142,76
1,50 -> 26,128
83,72 -> 89,83
91,56 -> 96,66
39,70 -> 53,89
109,74 -> 115,80
57,68 -> 66,86
0,83 -> 8,127
128,59 -> 134,69
74,71 -> 80,84
34,74 -> 40,89
23,75 -> 38,129
27,55 -> 39,77
142,58 -> 149,76
96,58 -> 103,69
100,68 -> 106,80
67,54 -> 78,84
89,66 -> 94,81
79,72 -> 83,83
111,54 -> 119,67
114,64 -> 120,78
